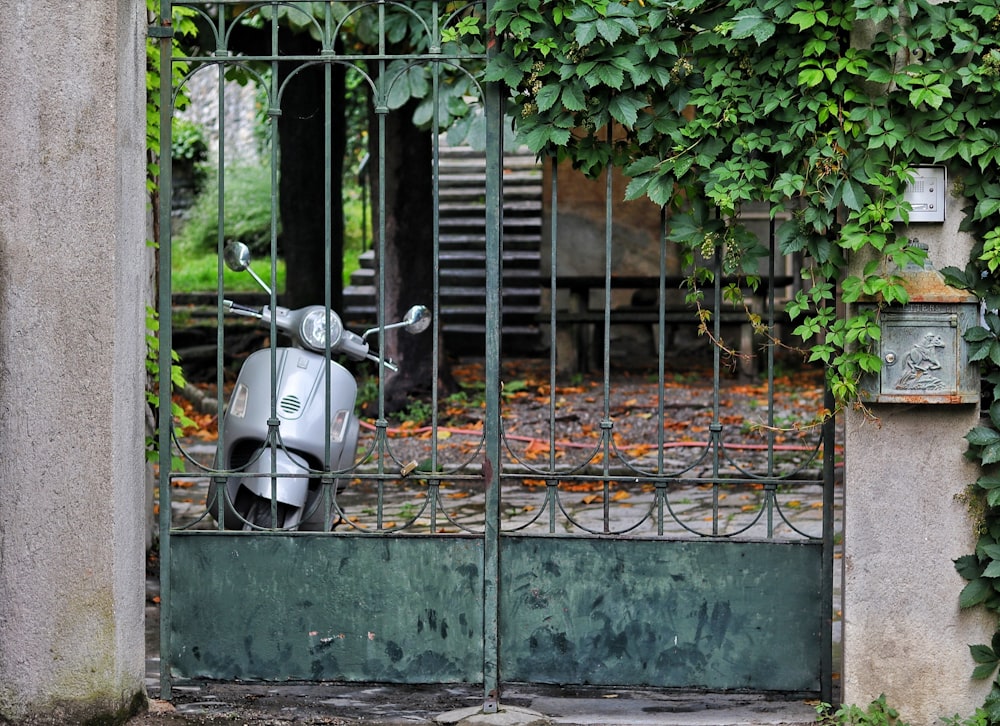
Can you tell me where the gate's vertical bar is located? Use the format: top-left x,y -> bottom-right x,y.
373,0 -> 390,492
822,386 -> 836,703
765,214 -> 778,537
710,240 -> 723,535
600,127 -> 614,533
213,6 -> 234,528
429,1 -> 442,485
547,156 -> 559,534
155,0 -> 175,700
482,1 -> 502,710
656,206 -> 668,535
322,4 -> 336,529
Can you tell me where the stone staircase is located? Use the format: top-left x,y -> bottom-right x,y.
342,145 -> 543,355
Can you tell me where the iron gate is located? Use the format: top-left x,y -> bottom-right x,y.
154,0 -> 836,707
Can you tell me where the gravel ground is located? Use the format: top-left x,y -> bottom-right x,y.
167,355 -> 835,538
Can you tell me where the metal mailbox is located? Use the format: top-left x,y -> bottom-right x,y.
859,300 -> 980,404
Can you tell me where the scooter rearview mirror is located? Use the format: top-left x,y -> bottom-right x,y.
223,241 -> 272,296
364,304 -> 432,341
402,305 -> 431,334
224,241 -> 252,272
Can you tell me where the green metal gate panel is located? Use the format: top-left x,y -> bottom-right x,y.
154,0 -> 837,707
167,534 -> 484,682
499,536 -> 822,691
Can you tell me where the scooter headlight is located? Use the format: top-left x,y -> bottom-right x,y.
300,307 -> 343,352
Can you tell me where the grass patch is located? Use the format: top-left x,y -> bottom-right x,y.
171,162 -> 370,293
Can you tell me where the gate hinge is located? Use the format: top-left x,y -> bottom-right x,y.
148,25 -> 174,39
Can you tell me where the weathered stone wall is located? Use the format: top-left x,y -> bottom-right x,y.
0,1 -> 149,722
178,69 -> 261,164
841,176 -> 993,723
542,158 -> 671,286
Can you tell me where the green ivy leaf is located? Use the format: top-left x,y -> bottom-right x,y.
979,472 -> 1000,491
967,427 -> 1000,447
608,93 -> 646,127
797,68 -> 826,87
957,554 -> 986,580
535,84 -> 561,113
977,197 -> 1000,219
561,84 -> 587,111
596,18 -> 624,43
974,661 -> 1000,680
940,264 -> 978,291
966,326 -> 993,343
731,9 -> 776,43
971,643 -> 999,665
961,577 -> 995,608
592,64 -> 625,90
840,180 -> 866,212
982,542 -> 1000,561
984,685 -> 1000,723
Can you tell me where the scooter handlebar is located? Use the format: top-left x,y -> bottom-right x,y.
223,300 -> 394,370
223,300 -> 264,319
336,330 -> 371,361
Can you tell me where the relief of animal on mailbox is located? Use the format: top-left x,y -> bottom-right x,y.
858,267 -> 981,404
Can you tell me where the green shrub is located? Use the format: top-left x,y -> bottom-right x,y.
171,118 -> 207,163
172,159 -> 370,293
816,696 -> 910,726
175,163 -> 277,257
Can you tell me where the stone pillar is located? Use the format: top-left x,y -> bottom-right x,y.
842,174 -> 993,723
0,1 -> 149,723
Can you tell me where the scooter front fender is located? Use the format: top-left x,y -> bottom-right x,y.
239,447 -> 311,507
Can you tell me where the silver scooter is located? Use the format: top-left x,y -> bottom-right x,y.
206,241 -> 431,531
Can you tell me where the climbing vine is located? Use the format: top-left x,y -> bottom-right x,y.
480,0 -> 1000,716
484,0 -> 1000,401
945,235 -> 1000,717
146,0 -> 198,467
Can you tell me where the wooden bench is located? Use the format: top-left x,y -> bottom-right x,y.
537,274 -> 794,373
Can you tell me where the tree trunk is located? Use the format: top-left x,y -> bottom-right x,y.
369,99 -> 453,413
277,35 -> 347,310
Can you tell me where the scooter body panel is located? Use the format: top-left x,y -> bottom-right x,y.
225,348 -> 358,464
209,347 -> 359,530
239,447 -> 311,506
